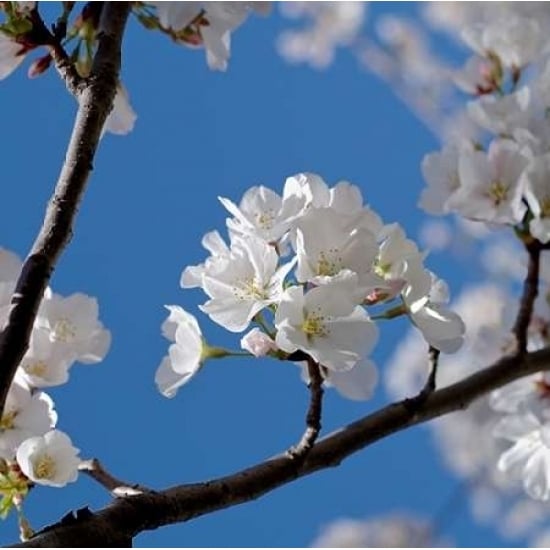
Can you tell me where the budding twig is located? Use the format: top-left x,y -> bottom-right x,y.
513,241 -> 541,355
79,459 -> 151,498
287,357 -> 324,459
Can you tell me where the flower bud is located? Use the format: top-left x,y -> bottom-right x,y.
27,53 -> 51,78
240,328 -> 276,357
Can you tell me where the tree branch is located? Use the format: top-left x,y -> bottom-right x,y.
0,2 -> 131,418
10,345 -> 550,547
513,241 -> 541,355
27,5 -> 85,96
287,358 -> 324,459
79,459 -> 152,498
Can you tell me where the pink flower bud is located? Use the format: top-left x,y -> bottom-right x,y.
28,53 -> 52,79
240,328 -> 276,357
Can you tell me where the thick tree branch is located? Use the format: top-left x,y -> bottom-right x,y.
513,241 -> 541,355
0,2 -> 131,418
10,345 -> 550,547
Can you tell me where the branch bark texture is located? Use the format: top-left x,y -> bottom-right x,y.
10,345 -> 550,547
0,2 -> 131,417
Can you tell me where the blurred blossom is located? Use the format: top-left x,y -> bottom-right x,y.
277,2 -> 367,68
311,514 -> 449,547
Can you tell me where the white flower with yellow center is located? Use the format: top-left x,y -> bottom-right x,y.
37,292 -> 111,364
275,284 -> 378,371
447,139 -> 528,224
16,430 -> 80,488
18,329 -> 74,388
219,184 -> 306,244
294,207 -> 378,298
200,235 -> 295,332
0,379 -> 57,459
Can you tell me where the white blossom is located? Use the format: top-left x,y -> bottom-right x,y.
462,15 -> 547,68
467,87 -> 531,136
16,430 -> 80,488
495,412 -> 550,501
200,235 -> 295,332
36,292 -> 111,364
0,379 -> 57,459
219,184 -> 305,244
294,206 -> 378,295
275,284 -> 378,371
18,328 -> 74,388
419,143 -> 466,215
447,139 -> 528,224
155,306 -> 204,398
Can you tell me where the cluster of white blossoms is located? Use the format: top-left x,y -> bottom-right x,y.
0,248 -> 110,512
380,3 -> 550,544
157,173 -> 464,401
413,3 -> 550,517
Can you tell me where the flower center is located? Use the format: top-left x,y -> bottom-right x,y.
24,360 -> 48,378
302,310 -> 329,339
34,453 -> 56,480
234,277 -> 268,301
541,197 -> 550,218
256,209 -> 276,230
52,318 -> 76,343
487,181 -> 508,205
0,409 -> 17,430
316,249 -> 342,277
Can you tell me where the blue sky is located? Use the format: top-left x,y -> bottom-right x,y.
0,3 -> 515,547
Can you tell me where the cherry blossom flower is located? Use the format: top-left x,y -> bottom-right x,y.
0,379 -> 57,459
18,328 -> 74,388
447,139 -> 528,224
219,184 -> 305,244
16,430 -> 80,488
462,15 -> 547,68
294,206 -> 378,294
495,412 -> 550,501
36,292 -> 111,364
275,284 -> 378,371
419,143 -> 466,215
467,87 -> 531,135
200,235 -> 295,332
155,306 -> 204,398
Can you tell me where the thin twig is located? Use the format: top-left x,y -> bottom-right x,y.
403,345 -> 440,412
79,459 -> 151,498
11,346 -> 550,548
28,6 -> 85,96
287,358 -> 324,459
513,241 -> 541,355
0,2 -> 131,419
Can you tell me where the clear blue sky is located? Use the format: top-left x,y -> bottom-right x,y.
0,3 -> 514,547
